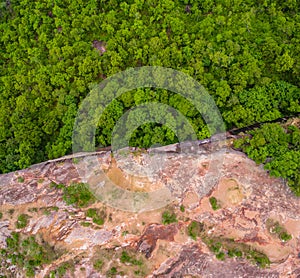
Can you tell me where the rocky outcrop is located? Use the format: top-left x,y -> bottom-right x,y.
0,145 -> 299,277
152,245 -> 279,277
136,224 -> 178,258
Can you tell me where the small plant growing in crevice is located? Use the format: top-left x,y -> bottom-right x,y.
86,208 -> 105,225
187,221 -> 204,240
216,251 -> 225,260
50,182 -> 64,189
279,231 -> 292,242
267,219 -> 292,242
209,197 -> 221,210
72,157 -> 80,164
209,241 -> 222,253
16,214 -> 30,229
43,209 -> 51,216
28,207 -> 38,213
8,208 -> 14,216
122,230 -> 129,236
80,221 -> 91,227
228,248 -> 243,258
180,205 -> 185,212
51,206 -> 59,212
93,259 -> 104,271
247,249 -> 270,268
49,261 -> 75,278
17,176 -> 24,182
162,210 -> 177,225
120,251 -> 143,266
106,266 -> 117,277
42,206 -> 60,216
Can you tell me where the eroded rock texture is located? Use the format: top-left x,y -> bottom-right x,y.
0,146 -> 299,277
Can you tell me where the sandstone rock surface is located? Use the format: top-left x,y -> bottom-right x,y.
0,146 -> 299,277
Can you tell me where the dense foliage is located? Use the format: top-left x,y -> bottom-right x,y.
0,0 -> 299,196
234,123 -> 300,195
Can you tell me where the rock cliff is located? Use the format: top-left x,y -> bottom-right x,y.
0,144 -> 299,277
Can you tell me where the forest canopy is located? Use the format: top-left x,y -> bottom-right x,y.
0,0 -> 299,195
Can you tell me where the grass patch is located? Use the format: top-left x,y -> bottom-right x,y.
280,232 -> 292,242
49,261 -> 75,278
216,251 -> 225,260
162,210 -> 177,225
50,182 -> 64,189
63,183 -> 96,208
228,248 -> 243,258
16,214 -> 30,229
17,176 -> 24,183
80,222 -> 91,227
8,209 -> 15,216
209,197 -> 221,210
188,223 -> 270,268
120,251 -> 143,266
91,247 -> 148,277
201,235 -> 270,268
86,208 -> 105,225
72,157 -> 80,164
0,212 -> 2,219
93,259 -> 104,271
180,205 -> 185,212
51,182 -> 96,208
187,221 -> 204,240
43,209 -> 51,216
266,219 -> 292,242
106,266 -> 117,277
122,230 -> 129,236
246,249 -> 271,268
42,206 -> 60,216
28,207 -> 38,213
